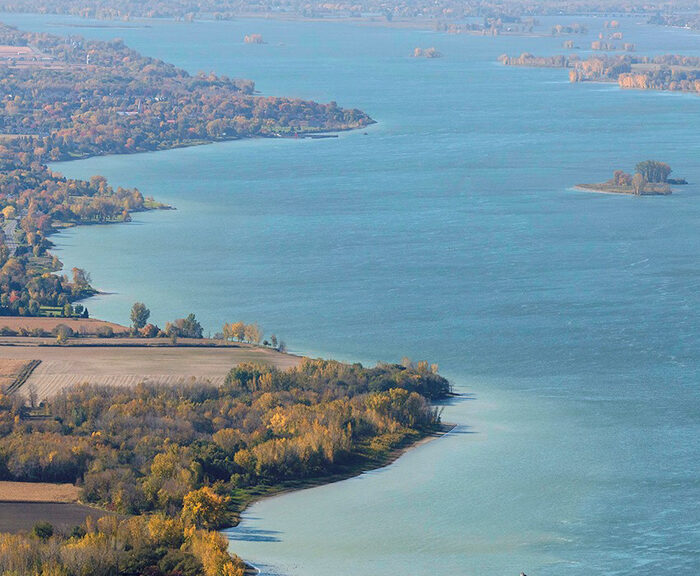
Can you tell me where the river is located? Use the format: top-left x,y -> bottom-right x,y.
3,11 -> 700,575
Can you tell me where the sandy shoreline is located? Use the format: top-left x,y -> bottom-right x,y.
572,184 -> 672,196
572,185 -> 636,195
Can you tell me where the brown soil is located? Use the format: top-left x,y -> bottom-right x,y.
0,502 -> 113,534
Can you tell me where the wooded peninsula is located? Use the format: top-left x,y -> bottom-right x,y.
0,23 -> 372,319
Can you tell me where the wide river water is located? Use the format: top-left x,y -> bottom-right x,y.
3,12 -> 700,575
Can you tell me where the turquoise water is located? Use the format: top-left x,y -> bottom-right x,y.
3,12 -> 700,575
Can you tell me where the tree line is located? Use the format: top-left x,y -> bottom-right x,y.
0,0 -> 695,24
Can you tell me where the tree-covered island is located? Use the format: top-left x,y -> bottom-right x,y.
576,160 -> 684,195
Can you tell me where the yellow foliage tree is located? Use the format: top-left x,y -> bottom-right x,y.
186,528 -> 246,576
181,486 -> 229,530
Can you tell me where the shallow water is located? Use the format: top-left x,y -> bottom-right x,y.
3,12 -> 700,575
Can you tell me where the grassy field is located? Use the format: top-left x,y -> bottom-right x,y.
0,342 -> 302,399
632,62 -> 700,73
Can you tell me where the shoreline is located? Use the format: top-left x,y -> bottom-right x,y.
227,420 -> 456,516
51,125 -> 375,166
572,184 -> 637,195
40,126 -> 375,309
573,184 -> 672,196
228,421 -> 456,574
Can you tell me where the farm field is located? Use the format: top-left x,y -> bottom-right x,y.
0,481 -> 80,503
0,481 -> 108,534
0,502 -> 112,534
0,343 -> 302,399
0,358 -> 34,389
0,316 -> 129,335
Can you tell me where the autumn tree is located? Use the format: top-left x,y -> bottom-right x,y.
632,172 -> 646,195
244,323 -> 262,345
635,160 -> 671,183
181,487 -> 229,530
72,267 -> 91,290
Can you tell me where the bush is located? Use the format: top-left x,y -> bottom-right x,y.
158,549 -> 203,576
32,521 -> 54,540
140,323 -> 159,338
96,326 -> 114,338
52,324 -> 74,338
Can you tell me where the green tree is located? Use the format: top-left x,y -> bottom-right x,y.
28,299 -> 40,316
167,313 -> 203,339
130,302 -> 151,330
32,522 -> 54,540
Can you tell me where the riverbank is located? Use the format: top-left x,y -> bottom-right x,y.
227,421 -> 457,527
228,420 -> 456,575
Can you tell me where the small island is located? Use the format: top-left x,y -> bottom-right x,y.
576,160 -> 683,196
412,47 -> 442,58
243,33 -> 265,44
